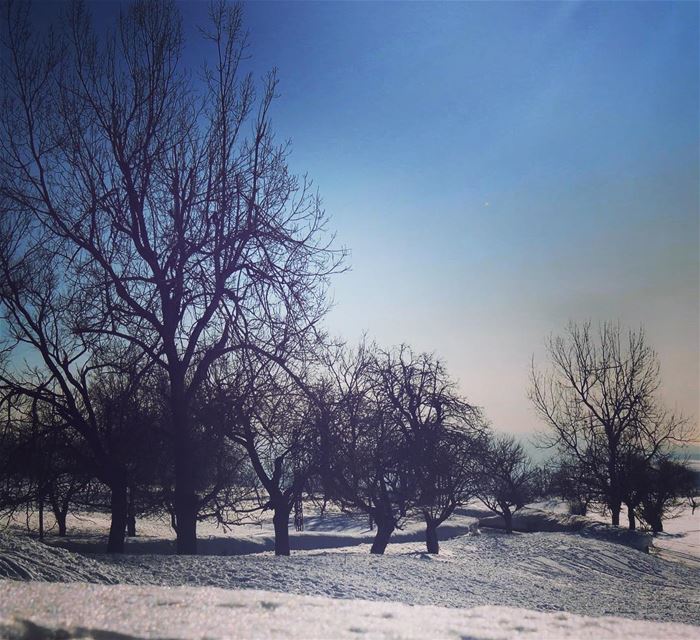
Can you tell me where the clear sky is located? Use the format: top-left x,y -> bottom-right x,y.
35,1 -> 700,436
224,1 -> 699,437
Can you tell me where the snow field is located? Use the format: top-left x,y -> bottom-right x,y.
1,581 -> 699,640
95,530 -> 700,625
2,525 -> 699,626
1,503 -> 699,638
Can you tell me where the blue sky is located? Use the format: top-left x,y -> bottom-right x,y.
220,1 -> 698,435
34,1 -> 700,435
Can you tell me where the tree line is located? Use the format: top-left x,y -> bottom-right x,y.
0,0 -> 695,557
0,334 -> 543,556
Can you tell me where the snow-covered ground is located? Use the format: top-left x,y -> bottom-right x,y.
96,532 -> 700,623
1,503 -> 699,638
529,499 -> 700,567
647,506 -> 700,567
15,499 -> 698,561
6,509 -> 480,555
2,581 -> 699,640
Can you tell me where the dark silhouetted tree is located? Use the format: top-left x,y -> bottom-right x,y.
548,455 -> 596,516
374,346 -> 487,554
211,354 -> 321,556
530,322 -> 690,527
634,458 -> 697,533
477,435 -> 536,534
319,343 -> 417,554
0,0 -> 343,554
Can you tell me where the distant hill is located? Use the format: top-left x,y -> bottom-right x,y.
682,444 -> 700,461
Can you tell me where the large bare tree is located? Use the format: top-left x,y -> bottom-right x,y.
530,322 -> 690,526
0,207 -> 149,551
0,0 -> 343,553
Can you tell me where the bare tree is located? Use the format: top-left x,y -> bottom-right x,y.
547,455 -> 596,516
634,458 -> 697,533
34,412 -> 89,539
0,0 -> 343,553
210,354 -> 321,556
317,343 -> 487,554
0,206 -> 151,551
419,429 -> 486,552
530,322 -> 690,527
374,346 -> 486,554
476,435 -> 536,534
318,343 -> 417,554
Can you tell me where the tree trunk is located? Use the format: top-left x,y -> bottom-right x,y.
126,486 -> 136,537
425,520 -> 439,554
38,497 -> 44,542
127,513 -> 136,537
172,385 -> 198,555
53,507 -> 67,537
293,494 -> 303,532
568,499 -> 587,516
49,493 -> 68,537
370,517 -> 394,554
502,507 -> 513,534
173,476 -> 197,554
107,481 -> 128,553
610,501 -> 621,527
627,508 -> 636,531
273,506 -> 291,556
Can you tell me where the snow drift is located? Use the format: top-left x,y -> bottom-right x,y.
0,533 -> 118,584
477,508 -> 653,551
